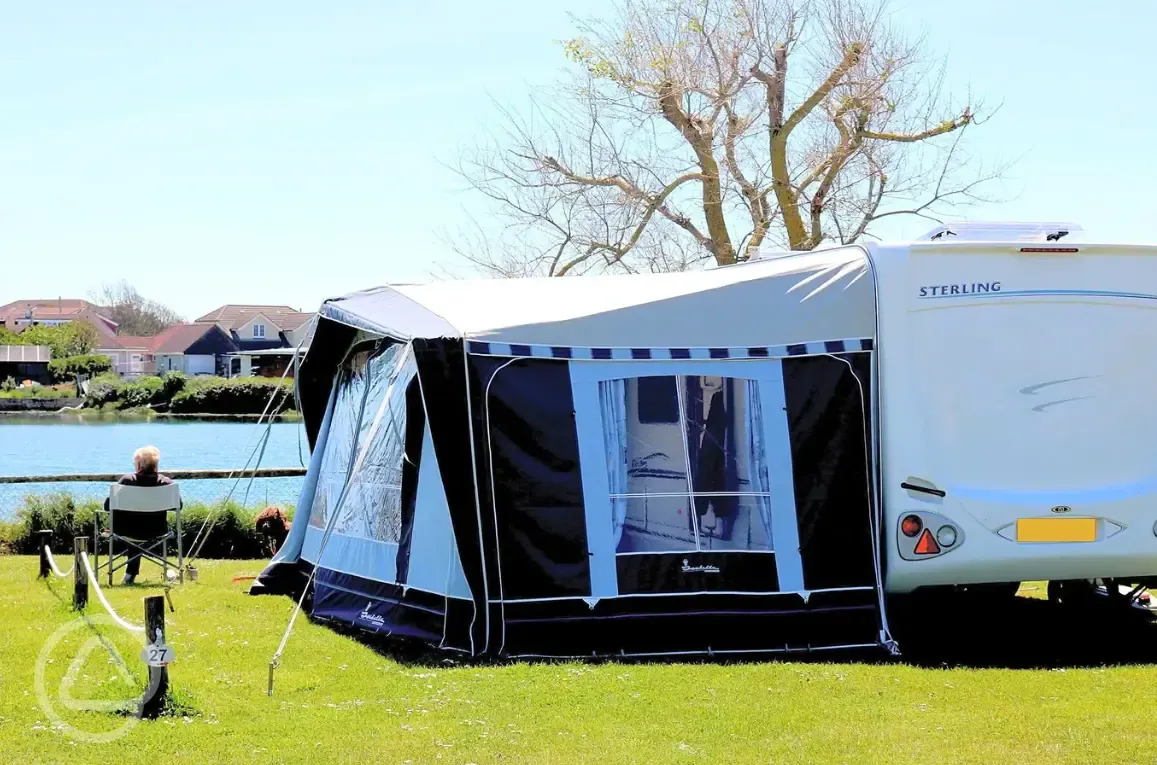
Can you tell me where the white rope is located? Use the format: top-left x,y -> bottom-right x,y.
79,551 -> 146,634
43,546 -> 74,578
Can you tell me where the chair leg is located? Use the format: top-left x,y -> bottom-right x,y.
177,511 -> 184,584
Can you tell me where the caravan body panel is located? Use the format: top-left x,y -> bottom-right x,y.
873,239 -> 1157,592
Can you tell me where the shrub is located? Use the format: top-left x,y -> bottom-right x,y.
85,372 -> 123,407
0,384 -> 73,399
170,376 -> 295,415
160,371 -> 188,400
0,492 -> 295,559
118,375 -> 165,408
1,377 -> 14,392
48,354 -> 113,383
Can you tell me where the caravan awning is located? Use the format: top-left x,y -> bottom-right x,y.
317,249 -> 872,350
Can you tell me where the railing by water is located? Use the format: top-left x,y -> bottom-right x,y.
0,467 -> 308,516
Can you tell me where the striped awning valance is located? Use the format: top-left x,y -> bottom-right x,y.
466,337 -> 873,360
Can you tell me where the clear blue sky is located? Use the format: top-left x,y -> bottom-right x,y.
2,1 -> 1153,320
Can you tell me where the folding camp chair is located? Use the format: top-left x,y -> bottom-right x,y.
94,483 -> 184,585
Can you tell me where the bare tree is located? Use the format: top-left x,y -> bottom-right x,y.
90,281 -> 185,336
449,0 -> 1009,277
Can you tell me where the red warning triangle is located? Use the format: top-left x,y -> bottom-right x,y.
913,528 -> 941,555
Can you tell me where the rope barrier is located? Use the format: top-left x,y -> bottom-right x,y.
79,551 -> 146,634
42,546 -> 74,578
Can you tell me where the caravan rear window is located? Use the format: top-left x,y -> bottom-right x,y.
599,375 -> 773,555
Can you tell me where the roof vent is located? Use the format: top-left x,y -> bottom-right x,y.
920,221 -> 1085,243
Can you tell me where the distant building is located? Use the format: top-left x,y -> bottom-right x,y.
195,304 -> 315,377
101,324 -> 240,377
152,324 -> 238,376
0,299 -> 118,336
98,335 -> 156,377
0,345 -> 51,385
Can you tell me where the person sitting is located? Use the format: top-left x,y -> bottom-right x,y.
104,445 -> 174,584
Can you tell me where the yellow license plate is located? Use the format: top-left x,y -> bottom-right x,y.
1016,517 -> 1097,543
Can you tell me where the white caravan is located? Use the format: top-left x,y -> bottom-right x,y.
767,221 -> 1157,600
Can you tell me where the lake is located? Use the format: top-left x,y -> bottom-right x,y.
0,415 -> 308,519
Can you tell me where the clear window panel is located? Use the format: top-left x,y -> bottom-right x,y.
309,342 -> 416,544
600,374 -> 776,554
682,376 -> 754,495
599,376 -> 690,500
615,495 -> 698,553
692,495 -> 773,551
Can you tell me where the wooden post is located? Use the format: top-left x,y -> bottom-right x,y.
38,530 -> 52,578
139,595 -> 169,719
72,536 -> 88,610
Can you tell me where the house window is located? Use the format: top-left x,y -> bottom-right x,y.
599,375 -> 773,555
252,323 -> 266,339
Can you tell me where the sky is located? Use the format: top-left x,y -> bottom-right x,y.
1,1 -> 1153,320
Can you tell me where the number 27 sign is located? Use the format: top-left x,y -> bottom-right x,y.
141,644 -> 176,667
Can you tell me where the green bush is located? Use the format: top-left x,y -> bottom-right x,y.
171,376 -> 295,415
161,371 -> 188,400
0,492 -> 295,559
84,372 -> 123,407
119,375 -> 165,408
48,354 -> 113,382
0,384 -> 74,399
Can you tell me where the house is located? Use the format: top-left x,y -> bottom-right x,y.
98,336 -> 156,377
0,299 -> 118,337
0,298 -> 146,375
97,324 -> 239,377
151,323 -> 238,376
0,345 -> 51,385
195,304 -> 315,378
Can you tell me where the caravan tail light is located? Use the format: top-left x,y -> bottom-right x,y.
901,515 -> 923,537
913,529 -> 942,555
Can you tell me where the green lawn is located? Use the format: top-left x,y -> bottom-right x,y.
3,556 -> 1157,764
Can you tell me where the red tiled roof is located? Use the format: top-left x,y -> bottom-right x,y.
98,335 -> 154,350
0,299 -> 118,335
98,324 -> 222,354
195,304 -> 313,331
150,324 -> 218,354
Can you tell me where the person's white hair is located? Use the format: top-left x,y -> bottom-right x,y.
133,445 -> 161,473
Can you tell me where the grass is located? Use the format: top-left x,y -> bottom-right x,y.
4,559 -> 1157,764
0,384 -> 76,399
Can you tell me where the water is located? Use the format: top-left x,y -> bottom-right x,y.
0,415 -> 308,518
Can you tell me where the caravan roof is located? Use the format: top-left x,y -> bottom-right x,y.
318,248 -> 872,350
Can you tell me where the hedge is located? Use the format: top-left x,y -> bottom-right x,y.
119,375 -> 165,408
83,372 -> 295,415
0,492 -> 295,559
170,376 -> 295,415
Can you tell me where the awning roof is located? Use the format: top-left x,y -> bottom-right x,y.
317,248 -> 874,350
